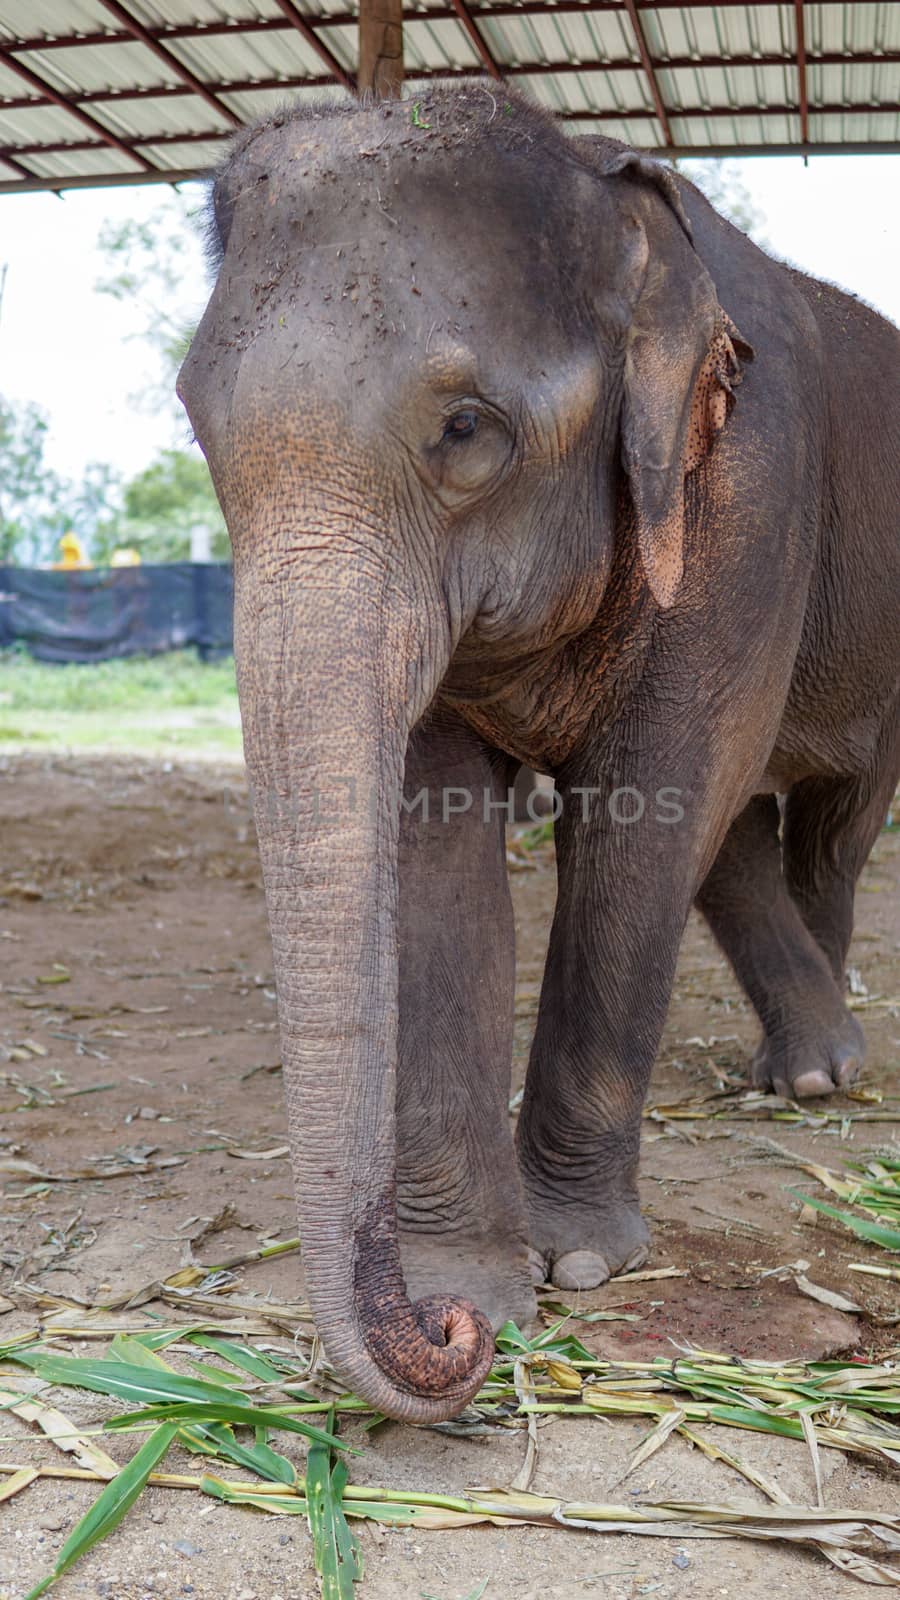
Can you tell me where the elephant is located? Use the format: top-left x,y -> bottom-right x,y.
178,89 -> 900,1425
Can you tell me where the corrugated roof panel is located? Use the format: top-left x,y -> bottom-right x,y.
672,110 -> 798,149
812,107 -> 900,142
659,61 -> 797,112
18,142 -> 141,179
516,66 -> 652,117
562,114 -> 660,148
11,41 -> 166,96
131,1 -> 278,22
0,0 -> 111,38
642,5 -> 796,62
403,17 -> 481,71
89,92 -> 220,141
810,60 -> 896,109
172,22 -> 351,85
216,82 -> 346,121
808,3 -> 899,54
483,10 -> 637,72
0,59 -> 39,100
0,0 -> 897,191
141,136 -> 228,169
0,100 -> 92,144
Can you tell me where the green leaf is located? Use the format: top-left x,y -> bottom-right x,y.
102,1399 -> 349,1450
184,1334 -> 287,1384
306,1412 -> 364,1600
790,1190 -> 900,1251
178,1419 -> 295,1486
15,1353 -> 344,1444
493,1321 -> 532,1355
22,1421 -> 178,1600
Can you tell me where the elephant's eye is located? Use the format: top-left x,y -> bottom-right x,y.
443,410 -> 479,441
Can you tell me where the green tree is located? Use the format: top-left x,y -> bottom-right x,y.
95,190 -> 206,423
0,396 -> 69,563
94,447 -> 228,563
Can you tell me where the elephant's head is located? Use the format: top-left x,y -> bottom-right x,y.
177,89 -> 747,1421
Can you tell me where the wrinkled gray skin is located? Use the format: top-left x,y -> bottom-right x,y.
178,90 -> 900,1423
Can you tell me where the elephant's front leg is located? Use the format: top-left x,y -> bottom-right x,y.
517,775 -> 694,1291
396,707 -> 537,1330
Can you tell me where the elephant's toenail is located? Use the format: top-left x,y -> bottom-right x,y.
551,1250 -> 610,1291
835,1056 -> 861,1087
792,1069 -> 837,1098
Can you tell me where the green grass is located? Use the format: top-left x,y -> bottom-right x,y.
0,649 -> 241,758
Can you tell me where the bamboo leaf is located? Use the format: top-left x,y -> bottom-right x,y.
0,1384 -> 120,1477
306,1415 -> 363,1600
22,1421 -> 178,1600
12,1354 -> 346,1449
0,1464 -> 39,1501
179,1420 -> 295,1486
627,1409 -> 686,1475
789,1191 -> 900,1250
103,1399 -> 348,1449
184,1334 -> 287,1384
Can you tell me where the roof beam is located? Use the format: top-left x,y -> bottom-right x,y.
269,0 -> 356,93
794,0 -> 810,145
7,101 -> 896,164
0,42 -> 154,171
447,0 -> 503,80
3,138 -> 899,198
93,0 -> 242,127
621,0 -> 673,146
3,51 -> 897,116
0,1 -> 830,52
0,149 -> 39,181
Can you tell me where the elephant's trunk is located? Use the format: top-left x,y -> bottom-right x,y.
233,550 -> 493,1423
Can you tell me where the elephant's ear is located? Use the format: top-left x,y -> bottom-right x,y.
581,142 -> 753,607
623,272 -> 749,607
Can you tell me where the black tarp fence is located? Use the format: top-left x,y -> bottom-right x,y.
0,563 -> 234,662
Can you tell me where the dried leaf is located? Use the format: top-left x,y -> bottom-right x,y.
794,1275 -> 862,1315
225,1145 -> 289,1161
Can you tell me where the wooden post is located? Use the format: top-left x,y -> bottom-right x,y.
358,0 -> 404,99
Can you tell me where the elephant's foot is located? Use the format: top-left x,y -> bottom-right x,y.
524,1193 -> 650,1291
399,1226 -> 538,1334
752,1007 -> 865,1099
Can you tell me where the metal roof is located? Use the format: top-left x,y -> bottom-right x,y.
0,2 -> 897,194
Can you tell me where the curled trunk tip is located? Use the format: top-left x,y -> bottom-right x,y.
351,1196 -> 494,1417
361,1292 -> 494,1407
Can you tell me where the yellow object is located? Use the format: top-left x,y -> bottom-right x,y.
52,532 -> 91,570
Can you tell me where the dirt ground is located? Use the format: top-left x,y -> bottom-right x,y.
1,752 -> 898,1600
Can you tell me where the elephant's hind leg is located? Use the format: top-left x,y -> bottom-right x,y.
697,795 -> 864,1098
396,707 -> 537,1332
783,722 -> 900,984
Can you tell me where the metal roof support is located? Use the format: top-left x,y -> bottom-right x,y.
94,0 -> 242,128
621,0 -> 673,147
4,139 -> 896,196
358,0 -> 404,98
1,51 -> 896,116
0,2 -> 820,52
270,0 -> 356,94
448,0 -> 503,81
0,149 -> 38,181
0,42 -> 155,171
15,97 -> 894,162
794,0 -> 810,146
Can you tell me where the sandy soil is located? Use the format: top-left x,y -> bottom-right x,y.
1,753 -> 898,1600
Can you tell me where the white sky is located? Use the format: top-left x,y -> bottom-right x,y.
0,153 -> 898,486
